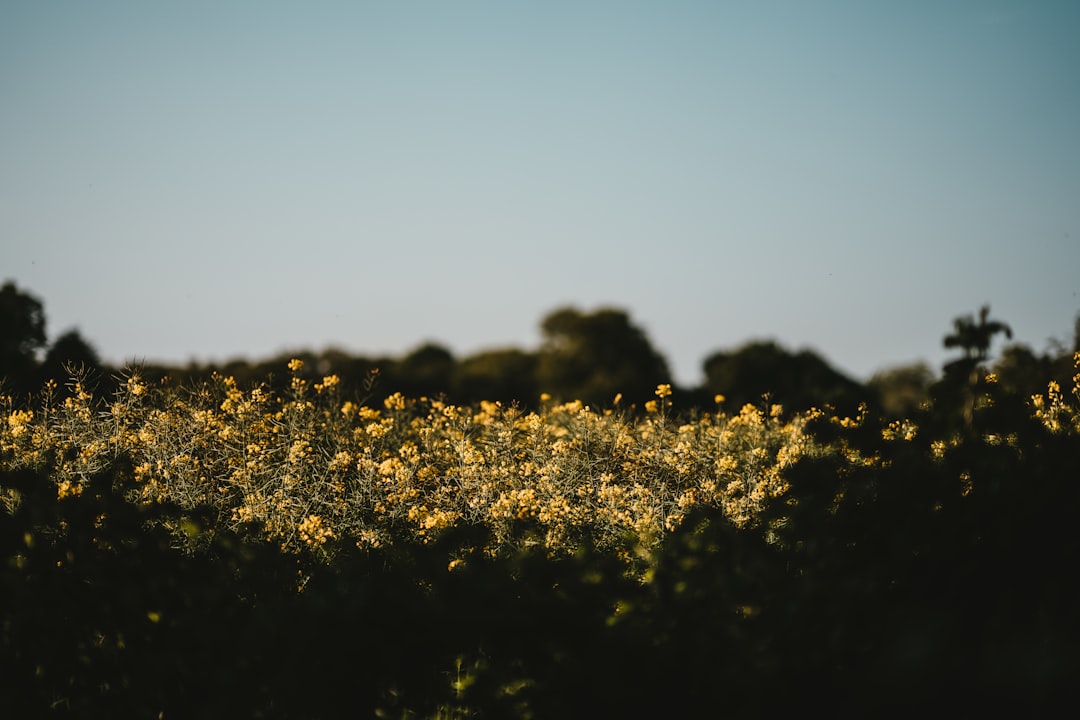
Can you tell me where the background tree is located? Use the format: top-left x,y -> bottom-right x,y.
36,328 -> 107,400
991,344 -> 1054,399
0,281 -> 47,398
935,305 -> 1012,432
867,362 -> 934,419
390,343 -> 456,400
943,305 -> 1012,371
453,348 -> 539,406
702,340 -> 869,415
536,307 -> 671,406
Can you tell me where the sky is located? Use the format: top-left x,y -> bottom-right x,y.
3,0 -> 1079,387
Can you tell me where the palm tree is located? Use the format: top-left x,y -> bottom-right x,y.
942,305 -> 1012,430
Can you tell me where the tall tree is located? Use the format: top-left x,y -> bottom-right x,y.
0,281 -> 47,397
935,306 -> 1012,432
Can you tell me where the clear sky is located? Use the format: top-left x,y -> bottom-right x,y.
3,0 -> 1078,386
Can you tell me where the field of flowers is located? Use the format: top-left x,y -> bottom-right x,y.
3,350 -> 1079,717
1,360 -> 830,564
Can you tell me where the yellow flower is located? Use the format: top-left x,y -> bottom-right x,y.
298,514 -> 334,546
714,394 -> 726,405
7,409 -> 33,438
644,400 -> 659,413
126,376 -> 146,396
287,358 -> 304,373
655,384 -> 672,398
57,480 -> 83,499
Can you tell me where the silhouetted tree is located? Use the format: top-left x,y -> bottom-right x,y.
536,307 -> 671,406
943,305 -> 1012,370
38,328 -> 104,394
935,305 -> 1012,432
992,344 -> 1054,399
391,343 -> 456,399
0,281 -> 47,398
454,347 -> 539,406
702,340 -> 869,415
868,362 -> 934,418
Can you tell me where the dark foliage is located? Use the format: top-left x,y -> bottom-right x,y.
702,339 -> 873,415
1,281 -> 48,399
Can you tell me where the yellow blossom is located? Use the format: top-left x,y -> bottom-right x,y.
298,514 -> 334,546
7,409 -> 33,438
57,480 -> 83,499
126,376 -> 146,396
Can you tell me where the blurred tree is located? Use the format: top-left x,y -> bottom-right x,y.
454,348 -> 539,406
702,340 -> 869,414
868,362 -> 934,418
536,307 -> 671,406
992,344 -> 1054,399
935,306 -> 1012,432
38,328 -> 105,396
391,343 -> 456,399
943,305 -> 1012,371
0,281 -> 47,397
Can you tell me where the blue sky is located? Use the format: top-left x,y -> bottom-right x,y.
3,1 -> 1078,386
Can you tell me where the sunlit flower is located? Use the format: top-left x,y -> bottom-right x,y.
6,409 -> 32,438
298,514 -> 334,546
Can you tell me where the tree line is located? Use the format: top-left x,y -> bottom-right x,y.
3,280 -> 1077,416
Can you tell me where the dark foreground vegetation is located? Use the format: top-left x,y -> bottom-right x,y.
3,280 -> 1080,717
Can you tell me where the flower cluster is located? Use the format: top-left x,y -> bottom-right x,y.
1030,353 -> 1080,434
0,368 -> 817,562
